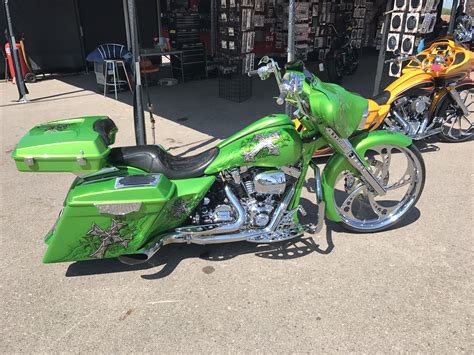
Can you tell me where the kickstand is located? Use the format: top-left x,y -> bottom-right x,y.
148,103 -> 156,145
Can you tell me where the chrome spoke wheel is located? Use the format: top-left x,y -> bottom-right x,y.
440,89 -> 474,142
333,144 -> 424,232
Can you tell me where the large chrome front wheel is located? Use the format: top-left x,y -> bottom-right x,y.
333,144 -> 425,233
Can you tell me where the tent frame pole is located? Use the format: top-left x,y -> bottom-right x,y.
127,0 -> 147,145
373,0 -> 393,96
3,0 -> 28,102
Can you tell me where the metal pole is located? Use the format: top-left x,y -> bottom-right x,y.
127,0 -> 147,145
287,0 -> 296,63
372,0 -> 393,96
448,0 -> 460,34
123,0 -> 132,50
210,0 -> 216,56
73,0 -> 88,73
156,0 -> 162,38
285,0 -> 296,116
4,0 -> 28,102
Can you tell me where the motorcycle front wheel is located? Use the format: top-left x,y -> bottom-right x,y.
333,144 -> 425,233
438,85 -> 474,143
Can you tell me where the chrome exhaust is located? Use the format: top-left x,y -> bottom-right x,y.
175,185 -> 245,236
118,186 -> 296,265
390,109 -> 410,135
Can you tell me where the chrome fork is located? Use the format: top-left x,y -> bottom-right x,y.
325,127 -> 387,196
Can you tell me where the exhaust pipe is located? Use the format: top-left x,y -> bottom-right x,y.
390,109 -> 410,135
118,186 -> 296,265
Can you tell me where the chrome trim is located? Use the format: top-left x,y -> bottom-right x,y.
304,163 -> 325,235
95,202 -> 142,216
77,150 -> 87,166
253,171 -> 286,194
358,106 -> 369,130
114,174 -> 161,189
280,166 -> 301,178
390,109 -> 410,135
449,89 -> 470,116
23,157 -> 34,166
175,185 -> 245,236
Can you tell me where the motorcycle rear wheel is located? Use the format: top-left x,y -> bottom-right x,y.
332,144 -> 425,233
325,50 -> 344,84
438,86 -> 474,143
346,48 -> 359,75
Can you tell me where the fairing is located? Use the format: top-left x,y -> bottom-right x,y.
305,78 -> 368,138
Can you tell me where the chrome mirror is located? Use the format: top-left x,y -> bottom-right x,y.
259,56 -> 270,65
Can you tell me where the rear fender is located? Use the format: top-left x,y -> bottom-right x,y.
321,131 -> 412,222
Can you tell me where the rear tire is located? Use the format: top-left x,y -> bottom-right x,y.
325,50 -> 344,84
346,48 -> 359,75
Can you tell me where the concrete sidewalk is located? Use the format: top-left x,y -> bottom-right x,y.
0,73 -> 473,353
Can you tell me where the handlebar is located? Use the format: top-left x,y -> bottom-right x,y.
385,54 -> 423,66
276,90 -> 287,105
247,69 -> 260,77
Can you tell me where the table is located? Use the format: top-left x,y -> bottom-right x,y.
140,48 -> 185,83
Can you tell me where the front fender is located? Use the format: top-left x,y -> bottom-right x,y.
430,80 -> 474,118
321,130 -> 412,222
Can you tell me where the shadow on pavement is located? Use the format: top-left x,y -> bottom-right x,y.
65,233 -> 331,280
65,193 -> 419,279
55,51 -> 388,142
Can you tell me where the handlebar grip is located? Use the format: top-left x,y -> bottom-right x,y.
276,91 -> 286,105
247,69 -> 260,77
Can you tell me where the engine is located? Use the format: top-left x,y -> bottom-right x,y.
194,166 -> 299,229
390,96 -> 432,136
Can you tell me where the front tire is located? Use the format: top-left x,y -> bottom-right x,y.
437,85 -> 474,143
332,144 -> 425,233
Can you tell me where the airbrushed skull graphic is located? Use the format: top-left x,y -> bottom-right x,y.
243,132 -> 281,162
87,220 -> 130,259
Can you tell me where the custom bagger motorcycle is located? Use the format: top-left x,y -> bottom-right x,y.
12,57 -> 425,265
369,36 -> 474,142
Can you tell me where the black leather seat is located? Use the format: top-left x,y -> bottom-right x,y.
370,90 -> 391,105
108,145 -> 219,179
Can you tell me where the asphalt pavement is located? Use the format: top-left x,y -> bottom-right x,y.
0,73 -> 472,353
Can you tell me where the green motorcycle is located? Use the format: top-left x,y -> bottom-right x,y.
12,56 -> 425,265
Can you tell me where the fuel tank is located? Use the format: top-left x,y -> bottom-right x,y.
385,70 -> 435,103
204,114 -> 303,174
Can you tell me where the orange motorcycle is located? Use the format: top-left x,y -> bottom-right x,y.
364,36 -> 474,142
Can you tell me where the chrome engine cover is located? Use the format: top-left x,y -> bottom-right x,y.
212,204 -> 234,223
410,97 -> 430,114
253,171 -> 286,195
